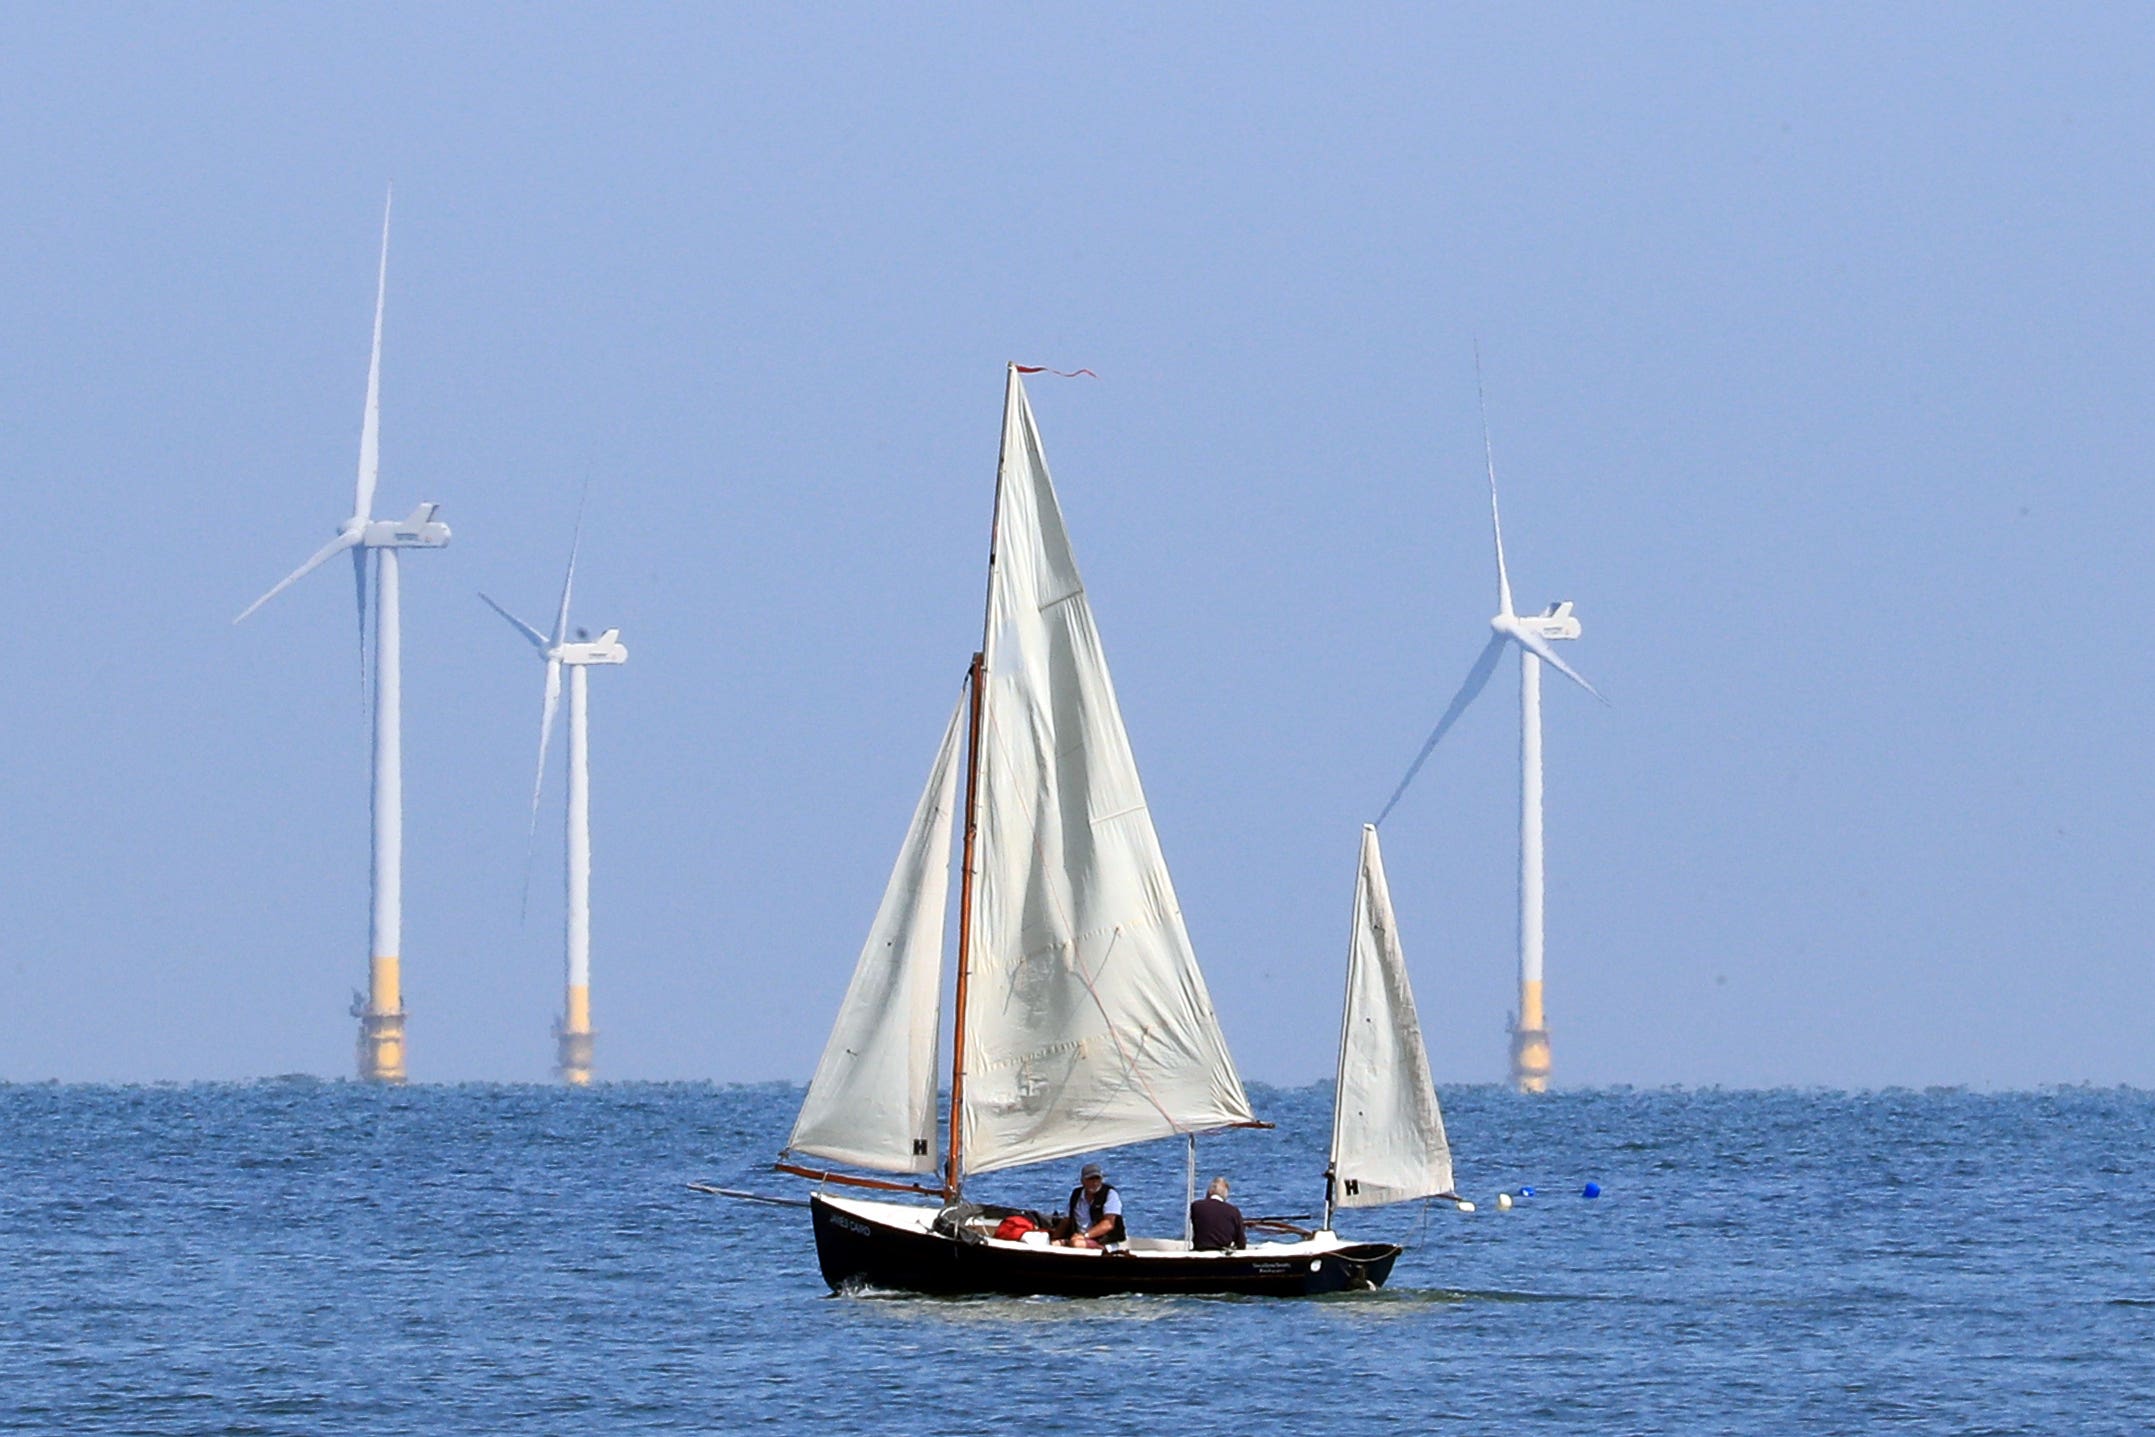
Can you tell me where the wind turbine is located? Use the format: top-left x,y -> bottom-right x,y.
1377,366 -> 1602,1093
235,191 -> 451,1083
481,515 -> 626,1085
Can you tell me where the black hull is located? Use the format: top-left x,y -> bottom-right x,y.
809,1194 -> 1400,1298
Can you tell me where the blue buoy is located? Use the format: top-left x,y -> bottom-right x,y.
1581,1182 -> 1601,1199
1519,1185 -> 1536,1198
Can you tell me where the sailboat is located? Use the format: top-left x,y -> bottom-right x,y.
775,367 -> 1425,1297
767,366 -> 1456,1301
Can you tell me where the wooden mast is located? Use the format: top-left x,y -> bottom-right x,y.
946,365 -> 1020,1202
944,651 -> 985,1201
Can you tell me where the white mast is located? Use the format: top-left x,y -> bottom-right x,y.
1513,643 -> 1549,1089
365,547 -> 406,1079
236,191 -> 450,1082
564,661 -> 592,1075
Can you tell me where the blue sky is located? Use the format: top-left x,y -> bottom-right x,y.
2,6 -> 2149,1084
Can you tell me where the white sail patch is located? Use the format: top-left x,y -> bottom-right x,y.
787,686 -> 966,1174
960,368 -> 1256,1177
1328,824 -> 1453,1209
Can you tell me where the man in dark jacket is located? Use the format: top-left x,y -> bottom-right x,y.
1189,1175 -> 1246,1251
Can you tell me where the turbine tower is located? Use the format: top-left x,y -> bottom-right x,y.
235,191 -> 451,1083
482,516 -> 626,1086
1377,367 -> 1602,1093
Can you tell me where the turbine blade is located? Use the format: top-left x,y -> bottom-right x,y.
552,485 -> 588,646
355,189 -> 390,523
1475,343 -> 1515,619
531,660 -> 563,834
521,659 -> 563,921
234,530 -> 360,623
479,592 -> 549,650
1376,632 -> 1508,825
1510,626 -> 1608,703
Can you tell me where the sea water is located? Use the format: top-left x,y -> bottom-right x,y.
3,1083 -> 2149,1433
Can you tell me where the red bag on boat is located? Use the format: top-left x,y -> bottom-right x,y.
993,1215 -> 1038,1241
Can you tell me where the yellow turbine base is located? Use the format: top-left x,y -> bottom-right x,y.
1511,979 -> 1549,1094
358,956 -> 407,1083
557,984 -> 594,1086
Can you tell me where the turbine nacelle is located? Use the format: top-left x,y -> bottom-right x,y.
552,629 -> 627,666
1492,605 -> 1601,702
361,503 -> 451,549
1499,600 -> 1580,643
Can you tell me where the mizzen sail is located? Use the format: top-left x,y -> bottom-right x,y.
959,367 -> 1255,1177
1328,824 -> 1453,1208
787,684 -> 967,1173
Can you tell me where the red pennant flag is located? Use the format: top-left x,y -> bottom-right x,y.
1013,365 -> 1097,378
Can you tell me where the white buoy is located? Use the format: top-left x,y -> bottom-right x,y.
1497,1192 -> 1513,1210
1456,1200 -> 1476,1213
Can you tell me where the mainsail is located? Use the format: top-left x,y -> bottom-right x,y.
959,367 -> 1256,1176
786,685 -> 967,1173
1328,824 -> 1453,1208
